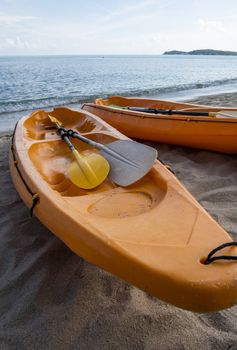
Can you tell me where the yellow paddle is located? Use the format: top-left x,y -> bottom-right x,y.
48,115 -> 110,189
53,118 -> 157,187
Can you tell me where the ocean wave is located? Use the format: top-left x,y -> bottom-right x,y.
114,77 -> 237,98
1,77 -> 237,115
0,95 -> 98,115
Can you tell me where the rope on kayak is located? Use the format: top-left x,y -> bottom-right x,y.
158,158 -> 175,175
30,193 -> 40,217
11,122 -> 40,217
205,242 -> 237,264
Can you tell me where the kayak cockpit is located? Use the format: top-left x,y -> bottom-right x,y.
23,108 -> 107,141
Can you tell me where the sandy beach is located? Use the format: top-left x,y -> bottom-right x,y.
0,92 -> 237,349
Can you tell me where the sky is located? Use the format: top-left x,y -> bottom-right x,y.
0,0 -> 237,55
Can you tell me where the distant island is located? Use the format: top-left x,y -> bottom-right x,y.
163,49 -> 237,56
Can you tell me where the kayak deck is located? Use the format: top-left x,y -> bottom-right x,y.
82,96 -> 237,153
9,107 -> 237,312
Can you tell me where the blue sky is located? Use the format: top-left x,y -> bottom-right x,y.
0,0 -> 237,55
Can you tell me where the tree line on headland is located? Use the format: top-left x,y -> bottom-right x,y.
163,49 -> 237,56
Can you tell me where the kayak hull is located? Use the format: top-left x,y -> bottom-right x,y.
9,107 -> 237,312
82,96 -> 237,153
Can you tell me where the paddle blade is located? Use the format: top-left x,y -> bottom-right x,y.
101,140 -> 157,186
67,152 -> 110,189
48,114 -> 63,125
216,111 -> 237,118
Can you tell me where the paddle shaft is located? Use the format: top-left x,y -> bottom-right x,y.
127,107 -> 213,117
67,130 -> 137,166
55,123 -> 78,154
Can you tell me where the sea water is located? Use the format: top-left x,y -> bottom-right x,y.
1,54 -> 237,131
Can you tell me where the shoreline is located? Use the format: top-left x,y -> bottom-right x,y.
184,90 -> 237,106
0,90 -> 237,134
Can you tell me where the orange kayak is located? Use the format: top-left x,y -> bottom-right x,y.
9,107 -> 237,312
82,95 -> 237,153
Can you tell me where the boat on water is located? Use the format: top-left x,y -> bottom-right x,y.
82,96 -> 237,153
9,107 -> 237,312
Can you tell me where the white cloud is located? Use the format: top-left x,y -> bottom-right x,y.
0,11 -> 41,52
197,18 -> 227,33
4,36 -> 30,49
0,13 -> 38,26
5,38 -> 15,46
83,0 -> 164,39
100,0 -> 158,23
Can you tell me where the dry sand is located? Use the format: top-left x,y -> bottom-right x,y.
0,92 -> 237,350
